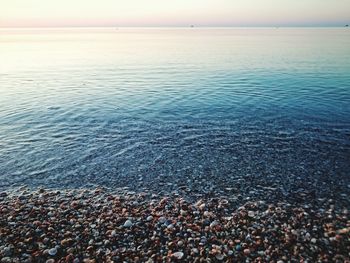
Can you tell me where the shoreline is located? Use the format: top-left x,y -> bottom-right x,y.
0,187 -> 349,262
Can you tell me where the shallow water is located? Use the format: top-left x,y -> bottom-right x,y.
0,28 -> 349,201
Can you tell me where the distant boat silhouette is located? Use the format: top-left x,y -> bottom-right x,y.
190,25 -> 194,28
345,25 -> 349,27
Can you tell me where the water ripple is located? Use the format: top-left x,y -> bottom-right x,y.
0,28 -> 349,193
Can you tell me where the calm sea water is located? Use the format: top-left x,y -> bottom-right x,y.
0,28 -> 349,199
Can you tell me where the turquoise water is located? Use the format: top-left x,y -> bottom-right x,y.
0,28 -> 349,202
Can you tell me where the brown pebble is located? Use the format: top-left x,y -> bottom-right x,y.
61,238 -> 73,246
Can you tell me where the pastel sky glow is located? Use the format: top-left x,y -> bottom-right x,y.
1,0 -> 349,27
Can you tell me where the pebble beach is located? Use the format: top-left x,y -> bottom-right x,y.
1,27 -> 350,263
1,187 -> 349,263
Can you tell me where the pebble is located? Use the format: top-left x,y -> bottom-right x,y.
158,217 -> 166,223
216,253 -> 225,261
338,227 -> 350,234
48,247 -> 57,256
248,211 -> 255,217
210,220 -> 219,228
123,219 -> 133,228
203,211 -> 210,217
192,248 -> 199,254
1,258 -> 11,263
172,251 -> 184,259
0,188 -> 349,262
61,238 -> 73,246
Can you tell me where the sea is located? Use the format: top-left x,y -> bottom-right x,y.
0,27 -> 349,204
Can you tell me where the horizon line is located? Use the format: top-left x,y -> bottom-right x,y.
0,24 -> 349,29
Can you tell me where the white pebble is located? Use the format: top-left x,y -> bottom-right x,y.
248,211 -> 255,217
48,247 -> 57,256
172,251 -> 184,259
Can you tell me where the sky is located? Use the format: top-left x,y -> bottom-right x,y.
0,0 -> 349,27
